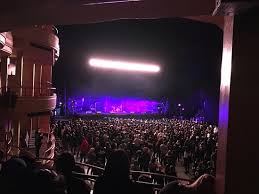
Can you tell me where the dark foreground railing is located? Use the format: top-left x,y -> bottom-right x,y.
37,157 -> 193,189
5,149 -> 193,194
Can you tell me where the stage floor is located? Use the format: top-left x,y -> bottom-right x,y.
64,112 -> 167,119
73,110 -> 162,115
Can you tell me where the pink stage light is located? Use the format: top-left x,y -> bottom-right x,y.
89,58 -> 160,73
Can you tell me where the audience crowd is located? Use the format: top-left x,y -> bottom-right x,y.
0,117 -> 217,194
54,118 -> 218,179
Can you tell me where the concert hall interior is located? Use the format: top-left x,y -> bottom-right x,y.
0,1 -> 259,194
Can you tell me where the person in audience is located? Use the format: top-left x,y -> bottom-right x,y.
33,168 -> 65,194
35,128 -> 43,158
139,146 -> 151,171
80,137 -> 90,163
131,159 -> 141,180
93,150 -> 141,194
0,157 -> 32,194
55,152 -> 91,194
165,164 -> 176,183
160,142 -> 168,165
149,157 -> 159,173
0,155 -> 68,194
88,147 -> 96,164
183,148 -> 191,173
0,149 -> 4,162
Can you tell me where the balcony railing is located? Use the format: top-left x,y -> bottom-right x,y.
36,157 -> 193,186
33,25 -> 58,35
21,87 -> 56,97
32,25 -> 60,57
5,147 -> 193,194
0,87 -> 56,111
52,26 -> 59,36
0,87 -> 56,97
0,89 -> 18,108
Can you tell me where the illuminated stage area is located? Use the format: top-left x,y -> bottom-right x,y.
67,96 -> 168,115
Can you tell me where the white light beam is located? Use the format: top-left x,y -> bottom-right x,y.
89,58 -> 160,73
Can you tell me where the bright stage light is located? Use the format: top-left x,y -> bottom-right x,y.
89,58 -> 160,73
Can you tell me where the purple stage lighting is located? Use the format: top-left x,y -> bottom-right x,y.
89,58 -> 160,73
68,96 -> 168,115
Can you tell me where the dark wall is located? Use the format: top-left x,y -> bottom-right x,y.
53,18 -> 223,123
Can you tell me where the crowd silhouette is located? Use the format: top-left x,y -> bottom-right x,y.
0,117 -> 217,194
55,118 -> 218,179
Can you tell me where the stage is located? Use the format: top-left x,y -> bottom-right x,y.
65,96 -> 169,116
62,111 -> 168,120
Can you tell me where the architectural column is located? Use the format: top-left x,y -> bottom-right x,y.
37,117 -> 40,130
34,64 -> 42,96
12,119 -> 21,154
0,56 -> 8,93
22,61 -> 34,96
216,11 -> 259,194
0,119 -> 7,148
18,116 -> 31,143
16,51 -> 24,96
29,117 -> 33,139
38,115 -> 50,134
41,65 -> 52,95
32,63 -> 35,96
32,116 -> 38,134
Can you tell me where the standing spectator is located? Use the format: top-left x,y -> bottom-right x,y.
55,153 -> 91,194
139,146 -> 151,171
93,150 -> 140,194
79,138 -> 89,163
0,150 -> 4,170
160,142 -> 168,165
183,148 -> 190,173
35,129 -> 43,158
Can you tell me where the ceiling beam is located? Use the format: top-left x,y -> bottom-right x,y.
0,0 -> 215,29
